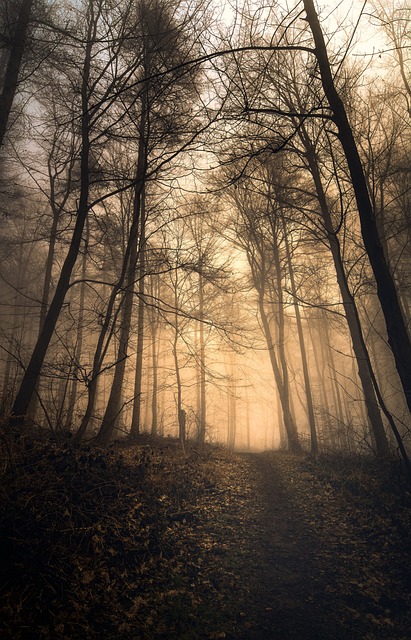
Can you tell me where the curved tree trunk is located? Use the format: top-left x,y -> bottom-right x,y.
290,113 -> 390,455
10,2 -> 97,424
301,135 -> 390,457
303,0 -> 411,415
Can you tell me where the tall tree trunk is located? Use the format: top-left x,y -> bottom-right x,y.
273,382 -> 286,448
195,321 -> 201,435
95,190 -> 143,446
149,275 -> 160,436
198,270 -> 206,445
258,297 -> 301,453
303,0 -> 411,415
65,237 -> 88,430
172,289 -> 185,452
0,0 -> 34,146
74,276 -> 123,442
269,219 -> 301,453
150,333 -> 158,436
2,243 -> 28,409
245,385 -> 251,450
94,99 -> 147,446
27,215 -> 58,420
283,221 -> 318,454
306,313 -> 331,445
131,207 -> 146,437
227,350 -> 236,451
28,189 -> 66,421
95,271 -> 136,445
301,130 -> 390,457
320,312 -> 348,449
10,2 -> 97,424
74,175 -> 146,444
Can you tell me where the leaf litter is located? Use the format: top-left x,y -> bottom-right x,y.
0,432 -> 410,639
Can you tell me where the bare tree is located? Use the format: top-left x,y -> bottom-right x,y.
303,0 -> 411,415
225,164 -> 302,453
0,0 -> 34,146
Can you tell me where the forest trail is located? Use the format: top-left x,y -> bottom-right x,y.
1,442 -> 411,639
182,451 -> 339,640
175,451 -> 411,640
204,452 -> 340,639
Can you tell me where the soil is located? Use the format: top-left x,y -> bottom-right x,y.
0,437 -> 410,639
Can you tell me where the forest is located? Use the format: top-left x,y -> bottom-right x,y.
1,0 -> 411,459
1,0 -> 411,637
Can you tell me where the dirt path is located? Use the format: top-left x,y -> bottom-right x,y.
187,452 -> 338,640
159,451 -> 410,640
221,453 -> 339,639
2,443 -> 410,639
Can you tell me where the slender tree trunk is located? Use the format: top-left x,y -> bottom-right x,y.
73,275 -> 124,443
143,366 -> 151,430
304,0 -> 411,415
149,276 -> 160,436
95,194 -> 142,446
320,312 -> 348,449
150,331 -> 159,437
28,198 -> 64,421
172,291 -> 185,452
258,297 -> 301,453
198,270 -> 206,445
283,222 -> 318,453
2,243 -> 27,408
0,0 -> 34,146
65,238 -> 88,430
307,312 -> 337,448
227,350 -> 236,451
131,206 -> 146,437
270,222 -> 301,453
158,345 -> 166,436
95,275 -> 136,445
301,132 -> 390,457
245,385 -> 251,450
94,101 -> 147,446
10,4 -> 96,424
74,173 -> 146,444
195,321 -> 201,435
276,384 -> 287,449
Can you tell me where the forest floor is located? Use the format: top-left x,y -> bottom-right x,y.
1,433 -> 411,639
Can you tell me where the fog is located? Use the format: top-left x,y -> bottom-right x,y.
0,0 -> 410,462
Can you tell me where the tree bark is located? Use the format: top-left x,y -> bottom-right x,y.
10,2 -> 96,423
172,288 -> 185,452
227,349 -> 236,451
0,0 -> 34,146
283,221 -> 318,454
301,133 -> 390,457
95,188 -> 143,446
198,270 -> 206,445
94,97 -> 148,446
65,237 -> 88,430
130,207 -> 146,437
148,274 -> 160,436
150,328 -> 158,436
258,297 -> 302,453
303,0 -> 411,415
